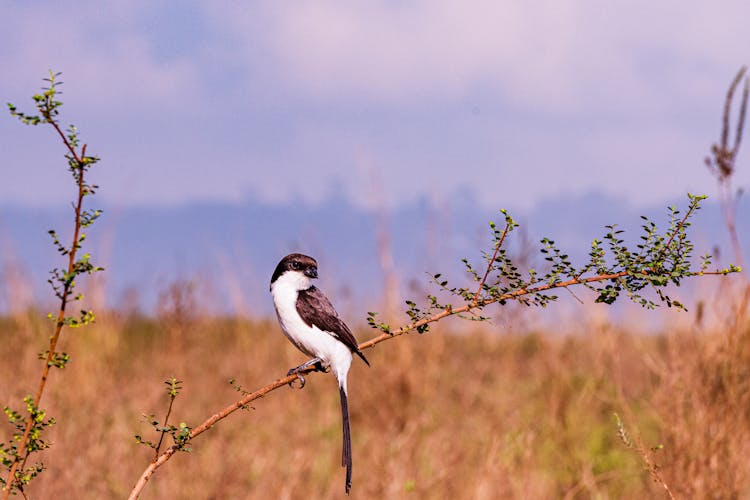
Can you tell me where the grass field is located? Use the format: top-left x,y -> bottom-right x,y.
2,292 -> 749,499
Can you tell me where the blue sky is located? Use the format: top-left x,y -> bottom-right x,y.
2,1 -> 749,210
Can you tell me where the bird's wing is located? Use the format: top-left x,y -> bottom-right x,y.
297,287 -> 369,365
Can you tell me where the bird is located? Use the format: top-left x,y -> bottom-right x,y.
270,253 -> 370,495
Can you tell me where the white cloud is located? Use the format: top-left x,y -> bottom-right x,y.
3,1 -> 749,210
211,0 -> 750,114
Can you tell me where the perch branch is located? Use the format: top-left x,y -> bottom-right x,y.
127,267 -> 730,499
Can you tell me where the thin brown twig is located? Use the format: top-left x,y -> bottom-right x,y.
660,199 -> 701,262
615,413 -> 677,500
563,286 -> 584,305
472,221 -> 512,306
153,395 -> 177,459
633,436 -> 676,500
126,267 -> 730,499
2,114 -> 88,498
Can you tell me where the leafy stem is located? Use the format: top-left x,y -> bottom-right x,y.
134,378 -> 191,460
2,71 -> 103,498
472,210 -> 516,306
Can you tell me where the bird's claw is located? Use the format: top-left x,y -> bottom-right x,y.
286,368 -> 307,388
286,358 -> 326,389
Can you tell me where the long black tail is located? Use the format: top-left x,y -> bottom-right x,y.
339,386 -> 352,495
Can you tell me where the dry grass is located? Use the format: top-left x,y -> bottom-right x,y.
1,303 -> 749,499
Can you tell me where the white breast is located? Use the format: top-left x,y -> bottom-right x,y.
271,272 -> 353,389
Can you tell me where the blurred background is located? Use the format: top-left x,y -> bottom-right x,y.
1,2 -> 750,498
2,1 -> 750,316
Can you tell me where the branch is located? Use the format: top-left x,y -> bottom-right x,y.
126,266 -> 730,499
2,73 -> 101,498
472,219 -> 512,306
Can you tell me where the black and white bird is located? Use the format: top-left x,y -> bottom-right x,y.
270,253 -> 369,495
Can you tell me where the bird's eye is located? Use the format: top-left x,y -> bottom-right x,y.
291,262 -> 299,270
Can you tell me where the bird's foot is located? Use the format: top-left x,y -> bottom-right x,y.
286,358 -> 326,388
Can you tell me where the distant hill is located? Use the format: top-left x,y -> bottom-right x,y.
0,192 -> 745,317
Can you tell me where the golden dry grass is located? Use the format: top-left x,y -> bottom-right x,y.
1,303 -> 749,499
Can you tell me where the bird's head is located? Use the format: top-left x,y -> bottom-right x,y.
270,253 -> 319,290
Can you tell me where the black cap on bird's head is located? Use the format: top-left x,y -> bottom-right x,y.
271,253 -> 319,286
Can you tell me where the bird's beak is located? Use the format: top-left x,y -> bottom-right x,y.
305,268 -> 318,279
